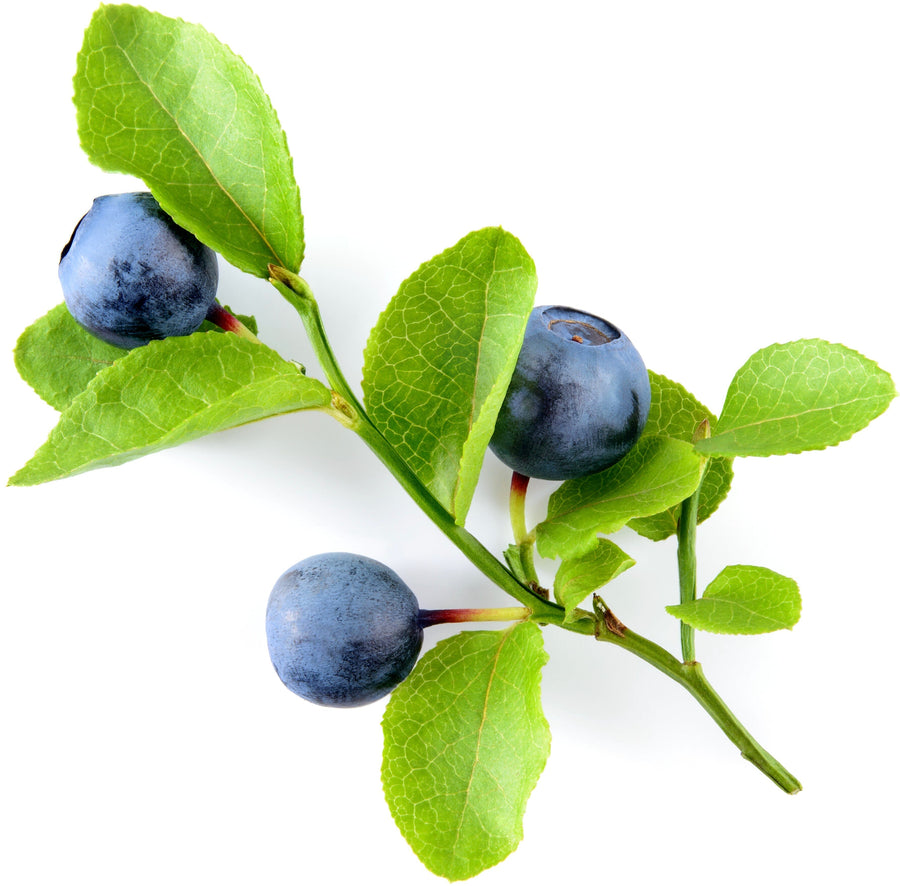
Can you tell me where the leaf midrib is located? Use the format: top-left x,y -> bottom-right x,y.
450,237 -> 501,512
111,28 -> 284,268
33,358 -> 320,480
678,595 -> 793,631
716,390 -> 891,438
450,629 -> 512,859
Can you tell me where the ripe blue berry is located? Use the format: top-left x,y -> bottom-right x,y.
59,192 -> 219,349
490,305 -> 651,480
265,553 -> 424,707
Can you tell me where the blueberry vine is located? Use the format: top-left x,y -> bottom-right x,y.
11,5 -> 895,881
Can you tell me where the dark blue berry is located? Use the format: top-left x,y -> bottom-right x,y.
266,553 -> 424,708
59,192 -> 218,349
490,305 -> 651,480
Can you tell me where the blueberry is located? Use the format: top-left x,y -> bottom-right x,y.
265,553 -> 424,708
58,192 -> 218,349
490,305 -> 651,480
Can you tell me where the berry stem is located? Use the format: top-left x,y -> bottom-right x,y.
205,303 -> 263,343
509,471 -> 541,588
509,471 -> 531,544
419,607 -> 531,627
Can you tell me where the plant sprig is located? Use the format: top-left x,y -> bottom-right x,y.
10,5 -> 896,881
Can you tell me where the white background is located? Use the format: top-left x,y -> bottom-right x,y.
2,2 -> 898,884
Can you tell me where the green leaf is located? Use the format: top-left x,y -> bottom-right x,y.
75,4 -> 303,277
629,372 -> 734,541
382,622 -> 550,881
14,303 -> 126,410
535,435 -> 705,560
666,565 -> 801,635
695,340 -> 896,457
14,302 -> 260,412
553,539 -> 635,619
10,332 -> 331,486
362,228 -> 537,523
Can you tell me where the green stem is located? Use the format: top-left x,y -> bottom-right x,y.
676,421 -> 711,663
268,268 -> 362,414
356,414 -> 571,623
593,600 -> 802,794
268,266 -> 575,629
676,484 -> 700,663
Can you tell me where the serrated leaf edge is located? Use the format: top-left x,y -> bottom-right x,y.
696,339 -> 896,458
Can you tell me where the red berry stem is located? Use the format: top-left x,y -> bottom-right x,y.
205,302 -> 262,342
509,471 -> 531,544
418,607 -> 531,628
509,471 -> 542,589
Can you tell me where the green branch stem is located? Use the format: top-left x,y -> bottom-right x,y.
268,266 -> 570,627
593,601 -> 802,794
677,421 -> 711,663
268,268 -> 362,414
677,482 -> 701,662
270,267 -> 801,795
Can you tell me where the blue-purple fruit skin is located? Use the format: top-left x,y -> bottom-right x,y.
58,192 -> 218,349
265,553 -> 424,708
490,305 -> 651,480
